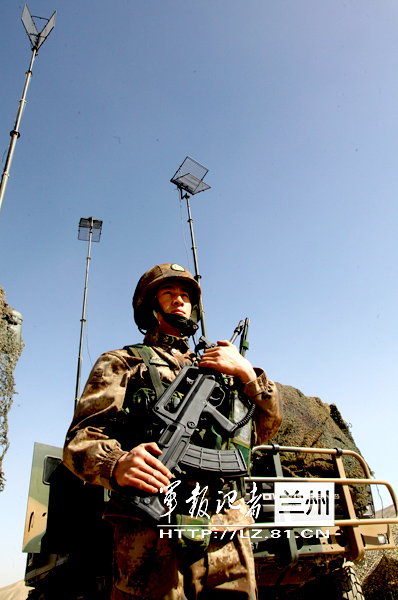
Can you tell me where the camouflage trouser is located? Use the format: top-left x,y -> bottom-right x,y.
111,522 -> 257,600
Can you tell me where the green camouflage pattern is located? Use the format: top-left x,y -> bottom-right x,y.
22,442 -> 62,553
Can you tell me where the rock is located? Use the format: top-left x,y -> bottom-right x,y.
357,523 -> 398,599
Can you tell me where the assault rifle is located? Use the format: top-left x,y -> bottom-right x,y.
119,321 -> 254,521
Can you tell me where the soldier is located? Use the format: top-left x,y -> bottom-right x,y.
64,263 -> 282,600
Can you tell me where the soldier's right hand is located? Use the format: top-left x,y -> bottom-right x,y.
113,442 -> 173,493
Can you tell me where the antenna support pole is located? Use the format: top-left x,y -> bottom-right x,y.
74,217 -> 102,409
183,190 -> 208,338
75,219 -> 93,409
0,4 -> 56,217
0,48 -> 37,215
171,157 -> 211,338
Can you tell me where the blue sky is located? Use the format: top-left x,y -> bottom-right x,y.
1,0 -> 397,586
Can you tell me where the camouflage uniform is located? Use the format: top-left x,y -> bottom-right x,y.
64,331 -> 282,600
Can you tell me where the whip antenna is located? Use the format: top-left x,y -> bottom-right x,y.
170,156 -> 211,338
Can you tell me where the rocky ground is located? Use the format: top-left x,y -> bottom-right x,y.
355,517 -> 398,599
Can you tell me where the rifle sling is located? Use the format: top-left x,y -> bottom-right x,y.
125,344 -> 164,401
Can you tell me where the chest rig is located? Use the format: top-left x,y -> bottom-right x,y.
111,343 -> 256,537
120,343 -> 254,473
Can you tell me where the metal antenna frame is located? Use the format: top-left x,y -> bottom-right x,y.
0,4 -> 56,216
75,217 -> 103,409
170,157 -> 211,338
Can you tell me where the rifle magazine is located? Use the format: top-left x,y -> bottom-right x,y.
180,445 -> 247,478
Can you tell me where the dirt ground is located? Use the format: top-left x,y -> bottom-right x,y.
0,581 -> 31,600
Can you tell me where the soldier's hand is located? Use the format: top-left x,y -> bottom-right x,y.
199,340 -> 256,384
113,442 -> 173,493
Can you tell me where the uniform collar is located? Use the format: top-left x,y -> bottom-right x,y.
144,331 -> 191,354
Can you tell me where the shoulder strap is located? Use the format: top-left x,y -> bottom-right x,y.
124,344 -> 164,401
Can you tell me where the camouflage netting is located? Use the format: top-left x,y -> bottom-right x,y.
252,383 -> 370,514
0,286 -> 24,492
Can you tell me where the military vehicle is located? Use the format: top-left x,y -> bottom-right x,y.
249,443 -> 397,599
22,401 -> 397,600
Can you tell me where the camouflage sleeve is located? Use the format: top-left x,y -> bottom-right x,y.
242,368 -> 282,445
63,350 -> 139,490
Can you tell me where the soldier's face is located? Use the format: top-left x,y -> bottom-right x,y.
156,283 -> 192,322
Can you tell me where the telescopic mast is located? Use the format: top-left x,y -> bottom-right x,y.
75,218 -> 103,409
0,5 -> 56,216
170,156 -> 211,338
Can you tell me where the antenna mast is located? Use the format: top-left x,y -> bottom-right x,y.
75,217 -> 103,409
170,156 -> 211,338
0,4 -> 56,215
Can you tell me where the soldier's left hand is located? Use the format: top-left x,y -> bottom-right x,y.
199,340 -> 256,384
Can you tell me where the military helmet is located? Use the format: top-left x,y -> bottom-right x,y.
133,263 -> 201,333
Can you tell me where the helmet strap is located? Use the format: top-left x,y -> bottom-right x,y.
154,303 -> 199,337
